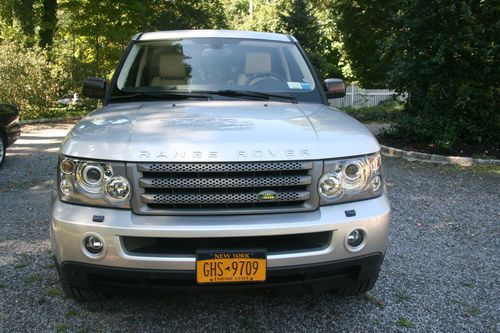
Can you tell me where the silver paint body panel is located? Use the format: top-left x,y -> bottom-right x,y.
138,29 -> 296,42
60,101 -> 379,162
51,194 -> 390,270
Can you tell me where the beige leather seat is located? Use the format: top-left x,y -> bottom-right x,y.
237,52 -> 272,85
151,54 -> 187,87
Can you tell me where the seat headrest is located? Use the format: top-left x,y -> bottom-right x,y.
244,52 -> 271,75
158,54 -> 186,79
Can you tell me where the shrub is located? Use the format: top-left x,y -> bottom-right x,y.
386,0 -> 499,149
340,100 -> 403,123
0,41 -> 63,119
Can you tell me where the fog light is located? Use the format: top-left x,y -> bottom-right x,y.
84,235 -> 104,254
347,229 -> 364,247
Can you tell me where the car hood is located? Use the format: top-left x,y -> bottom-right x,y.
61,100 -> 379,162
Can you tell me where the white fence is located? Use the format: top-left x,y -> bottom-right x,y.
329,85 -> 402,108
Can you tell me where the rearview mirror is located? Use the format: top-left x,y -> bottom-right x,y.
82,78 -> 106,99
324,78 -> 346,99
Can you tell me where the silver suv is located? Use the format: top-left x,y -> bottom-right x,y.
51,30 -> 390,300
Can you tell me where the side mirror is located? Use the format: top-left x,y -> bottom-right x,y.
324,78 -> 346,99
82,78 -> 106,99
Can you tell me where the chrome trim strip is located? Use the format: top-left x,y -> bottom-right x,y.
139,175 -> 312,188
137,161 -> 313,173
141,191 -> 311,204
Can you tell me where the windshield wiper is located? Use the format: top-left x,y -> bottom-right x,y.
111,91 -> 211,101
204,90 -> 297,104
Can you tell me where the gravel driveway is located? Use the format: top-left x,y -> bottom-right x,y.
0,122 -> 498,333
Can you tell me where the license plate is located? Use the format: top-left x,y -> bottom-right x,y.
196,250 -> 267,284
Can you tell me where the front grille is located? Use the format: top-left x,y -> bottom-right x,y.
121,232 -> 332,256
129,160 -> 321,215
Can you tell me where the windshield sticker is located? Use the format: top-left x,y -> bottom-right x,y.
300,82 -> 311,90
287,82 -> 304,89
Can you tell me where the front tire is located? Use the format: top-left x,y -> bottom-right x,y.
332,264 -> 381,296
54,258 -> 108,302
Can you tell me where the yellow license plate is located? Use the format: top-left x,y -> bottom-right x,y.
196,250 -> 267,284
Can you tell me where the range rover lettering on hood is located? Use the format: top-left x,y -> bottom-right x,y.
138,149 -> 311,160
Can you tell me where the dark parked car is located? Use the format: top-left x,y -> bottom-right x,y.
0,103 -> 21,168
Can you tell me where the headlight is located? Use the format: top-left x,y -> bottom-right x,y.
57,157 -> 132,208
319,153 -> 383,205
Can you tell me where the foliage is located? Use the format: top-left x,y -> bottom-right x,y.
386,0 -> 500,148
0,42 -> 63,119
42,104 -> 96,120
340,100 -> 403,123
148,0 -> 227,31
276,0 -> 327,77
333,0 -> 398,87
223,0 -> 344,79
222,0 -> 283,32
0,0 -> 57,48
39,0 -> 58,48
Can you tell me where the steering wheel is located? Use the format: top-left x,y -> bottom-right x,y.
245,72 -> 287,87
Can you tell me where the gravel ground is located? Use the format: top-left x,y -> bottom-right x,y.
0,122 -> 499,333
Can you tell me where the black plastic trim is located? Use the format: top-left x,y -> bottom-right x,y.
59,253 -> 384,293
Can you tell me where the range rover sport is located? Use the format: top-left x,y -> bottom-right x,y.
51,30 -> 390,300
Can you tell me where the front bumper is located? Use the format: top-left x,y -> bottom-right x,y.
58,253 -> 384,293
51,194 -> 391,273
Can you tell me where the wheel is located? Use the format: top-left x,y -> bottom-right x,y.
332,268 -> 380,296
0,131 -> 6,169
54,258 -> 108,302
245,72 -> 286,86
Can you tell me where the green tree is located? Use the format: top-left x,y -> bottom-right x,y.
223,0 -> 343,79
148,0 -> 227,31
39,0 -> 58,49
333,0 -> 398,87
58,0 -> 144,77
387,0 -> 499,148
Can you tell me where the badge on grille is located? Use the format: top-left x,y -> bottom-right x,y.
257,190 -> 278,201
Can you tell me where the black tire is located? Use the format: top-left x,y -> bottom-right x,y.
0,131 -> 6,169
333,269 -> 380,296
55,258 -> 108,302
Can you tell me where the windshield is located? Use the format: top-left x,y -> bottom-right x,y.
113,38 -> 321,102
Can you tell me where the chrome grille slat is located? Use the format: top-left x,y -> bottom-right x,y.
139,175 -> 312,188
137,161 -> 313,173
141,191 -> 310,204
130,160 -> 321,215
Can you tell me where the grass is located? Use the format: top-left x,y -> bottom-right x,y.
395,292 -> 411,302
14,263 -> 28,269
395,316 -> 414,328
462,281 -> 475,288
0,283 -> 5,289
65,309 -> 78,318
46,287 -> 60,297
55,323 -> 70,333
76,330 -> 90,333
464,305 -> 481,317
46,263 -> 56,270
24,274 -> 43,284
340,100 -> 404,124
436,163 -> 500,175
